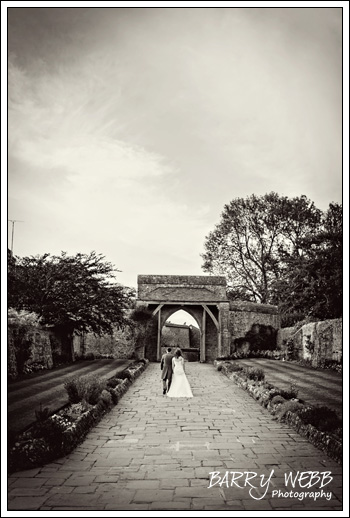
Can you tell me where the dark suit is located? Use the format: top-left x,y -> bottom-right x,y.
161,352 -> 173,390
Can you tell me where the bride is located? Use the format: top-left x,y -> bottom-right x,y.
167,348 -> 193,398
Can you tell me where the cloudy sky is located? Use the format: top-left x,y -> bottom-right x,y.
6,6 -> 343,297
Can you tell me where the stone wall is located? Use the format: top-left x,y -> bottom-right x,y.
205,316 -> 218,362
7,326 -> 54,379
73,328 -> 135,359
161,324 -> 190,349
277,318 -> 342,366
189,325 -> 200,348
229,301 -> 280,352
138,275 -> 227,302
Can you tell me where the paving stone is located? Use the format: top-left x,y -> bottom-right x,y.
97,489 -> 136,504
47,486 -> 75,494
124,479 -> 160,489
133,489 -> 174,502
63,475 -> 97,486
8,496 -> 50,510
10,478 -> 47,488
8,487 -> 50,497
7,363 -> 342,511
9,468 -> 41,478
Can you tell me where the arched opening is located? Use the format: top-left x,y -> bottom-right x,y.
161,309 -> 200,362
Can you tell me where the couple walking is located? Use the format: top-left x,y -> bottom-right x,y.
160,347 -> 193,398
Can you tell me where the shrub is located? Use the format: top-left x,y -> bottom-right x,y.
115,370 -> 133,381
83,352 -> 95,360
35,405 -> 51,423
224,362 -> 244,373
99,390 -> 113,408
242,367 -> 265,381
276,400 -> 304,420
279,383 -> 299,400
106,387 -> 119,404
64,375 -> 106,405
271,395 -> 286,406
296,406 -> 342,433
107,378 -> 122,388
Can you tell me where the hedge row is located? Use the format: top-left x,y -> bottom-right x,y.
8,359 -> 149,473
216,360 -> 342,464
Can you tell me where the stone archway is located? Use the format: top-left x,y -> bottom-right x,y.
137,275 -> 230,362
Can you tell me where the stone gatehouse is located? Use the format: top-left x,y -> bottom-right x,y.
137,275 -> 279,362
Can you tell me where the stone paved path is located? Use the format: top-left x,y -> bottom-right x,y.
8,363 -> 343,511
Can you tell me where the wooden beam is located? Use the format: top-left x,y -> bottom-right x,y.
152,304 -> 164,316
142,300 -> 224,306
200,307 -> 206,362
218,306 -> 222,357
202,304 -> 219,329
157,307 -> 162,361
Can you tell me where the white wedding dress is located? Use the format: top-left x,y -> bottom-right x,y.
167,357 -> 193,398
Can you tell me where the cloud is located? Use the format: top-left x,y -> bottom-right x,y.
7,7 -> 343,287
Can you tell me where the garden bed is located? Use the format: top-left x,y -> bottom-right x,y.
215,360 -> 342,464
8,359 -> 149,474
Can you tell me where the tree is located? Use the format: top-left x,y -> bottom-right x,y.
201,193 -> 321,303
8,308 -> 42,377
274,202 -> 342,321
8,251 -> 135,336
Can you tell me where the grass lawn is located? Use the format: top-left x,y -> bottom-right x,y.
234,358 -> 343,417
8,359 -> 132,434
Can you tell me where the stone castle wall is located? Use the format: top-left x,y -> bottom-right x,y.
277,318 -> 342,366
161,325 -> 190,349
229,301 -> 280,351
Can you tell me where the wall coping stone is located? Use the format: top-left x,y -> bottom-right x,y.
138,275 -> 227,286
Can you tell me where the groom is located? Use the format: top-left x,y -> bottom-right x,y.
160,347 -> 173,395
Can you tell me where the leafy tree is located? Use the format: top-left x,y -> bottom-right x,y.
202,193 -> 321,303
8,308 -> 42,376
274,203 -> 342,320
8,251 -> 135,336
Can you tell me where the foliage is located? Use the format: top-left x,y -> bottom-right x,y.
9,360 -> 149,473
223,362 -> 244,373
202,193 -> 321,304
106,378 -> 122,388
275,400 -> 304,420
234,324 -> 277,352
8,308 -> 42,376
295,406 -> 342,433
115,370 -> 133,380
35,405 -> 51,423
273,202 -> 342,320
277,383 -> 299,400
217,349 -> 284,361
202,194 -> 342,321
8,251 -> 135,336
270,395 -> 286,406
242,367 -> 265,381
99,389 -> 113,408
64,374 -> 107,405
284,337 -> 298,360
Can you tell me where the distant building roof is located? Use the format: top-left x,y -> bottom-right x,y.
164,322 -> 190,329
